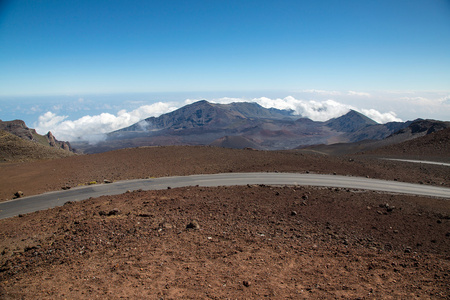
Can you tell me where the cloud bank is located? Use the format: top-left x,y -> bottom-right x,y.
36,96 -> 404,143
36,102 -> 177,144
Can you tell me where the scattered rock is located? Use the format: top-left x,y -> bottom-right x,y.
13,191 -> 24,199
243,280 -> 251,287
61,186 -> 71,190
186,220 -> 200,230
159,222 -> 173,230
103,179 -> 112,184
138,213 -> 151,218
290,211 -> 297,216
108,208 -> 120,216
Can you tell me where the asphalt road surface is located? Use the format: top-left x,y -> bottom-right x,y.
1,173 -> 449,219
382,158 -> 450,167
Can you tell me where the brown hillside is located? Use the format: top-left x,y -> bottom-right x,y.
0,130 -> 74,163
367,127 -> 450,160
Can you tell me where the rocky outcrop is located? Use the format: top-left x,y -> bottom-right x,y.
46,131 -> 73,152
0,119 -> 74,152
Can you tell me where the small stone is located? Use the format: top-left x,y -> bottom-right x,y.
243,280 -> 251,287
291,211 -> 297,216
159,222 -> 173,230
107,208 -> 120,216
186,220 -> 200,230
13,191 -> 24,199
103,179 -> 112,184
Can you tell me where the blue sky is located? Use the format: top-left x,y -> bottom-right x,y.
0,0 -> 449,140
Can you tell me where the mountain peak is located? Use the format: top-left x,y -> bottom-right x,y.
325,110 -> 377,133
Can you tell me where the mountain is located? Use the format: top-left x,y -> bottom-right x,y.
0,119 -> 74,152
116,100 -> 295,133
0,130 -> 74,162
325,110 -> 377,133
298,119 -> 450,156
73,100 -> 447,154
88,100 -> 330,153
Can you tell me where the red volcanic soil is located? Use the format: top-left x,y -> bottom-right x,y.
1,185 -> 449,299
0,146 -> 449,202
0,145 -> 449,299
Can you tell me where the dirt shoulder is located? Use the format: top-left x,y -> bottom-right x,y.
0,146 -> 449,202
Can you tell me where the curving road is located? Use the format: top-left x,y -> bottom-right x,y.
382,158 -> 450,167
1,172 -> 449,219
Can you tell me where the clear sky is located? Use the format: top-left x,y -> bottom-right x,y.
0,0 -> 449,141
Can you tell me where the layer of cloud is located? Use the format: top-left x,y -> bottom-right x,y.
348,91 -> 371,97
36,102 -> 177,144
36,96 -> 404,143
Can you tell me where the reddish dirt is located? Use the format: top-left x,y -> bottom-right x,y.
1,186 -> 449,299
0,146 -> 449,299
0,146 -> 449,202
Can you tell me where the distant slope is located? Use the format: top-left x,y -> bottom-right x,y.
0,119 -> 73,152
298,119 -> 450,156
0,130 -> 74,162
210,135 -> 263,150
367,126 -> 450,159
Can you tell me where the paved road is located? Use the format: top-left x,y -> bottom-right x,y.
382,158 -> 450,167
1,173 -> 449,219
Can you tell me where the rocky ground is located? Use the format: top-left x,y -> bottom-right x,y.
0,185 -> 449,299
0,145 -> 449,299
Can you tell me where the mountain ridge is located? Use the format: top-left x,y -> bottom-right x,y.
71,100 -> 446,153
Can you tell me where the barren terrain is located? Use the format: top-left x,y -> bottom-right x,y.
0,144 -> 449,299
0,146 -> 449,202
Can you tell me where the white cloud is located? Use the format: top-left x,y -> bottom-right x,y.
348,91 -> 371,97
359,109 -> 402,123
35,102 -> 177,144
302,89 -> 342,96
